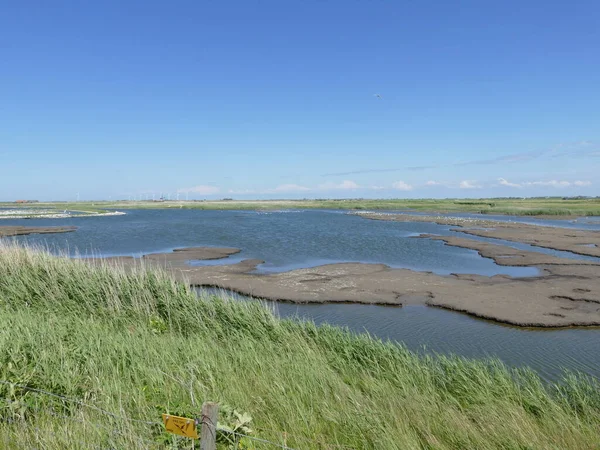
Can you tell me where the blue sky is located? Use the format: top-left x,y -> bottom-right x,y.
1,1 -> 598,201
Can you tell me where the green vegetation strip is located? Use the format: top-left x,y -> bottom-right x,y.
3,197 -> 600,216
0,244 -> 599,448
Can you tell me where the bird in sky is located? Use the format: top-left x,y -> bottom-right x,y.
374,94 -> 382,99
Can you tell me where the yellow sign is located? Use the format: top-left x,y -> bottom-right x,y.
162,414 -> 199,439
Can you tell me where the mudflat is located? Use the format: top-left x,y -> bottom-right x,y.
419,234 -> 598,267
94,214 -> 600,327
0,225 -> 77,237
355,212 -> 600,257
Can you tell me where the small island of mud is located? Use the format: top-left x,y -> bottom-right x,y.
0,225 -> 77,237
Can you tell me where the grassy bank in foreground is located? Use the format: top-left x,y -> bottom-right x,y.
1,245 -> 599,449
2,197 -> 600,216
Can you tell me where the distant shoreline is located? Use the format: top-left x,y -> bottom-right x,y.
2,197 -> 599,217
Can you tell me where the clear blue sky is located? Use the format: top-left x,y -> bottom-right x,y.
1,0 -> 599,200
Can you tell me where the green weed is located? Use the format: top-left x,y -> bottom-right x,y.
0,243 -> 598,448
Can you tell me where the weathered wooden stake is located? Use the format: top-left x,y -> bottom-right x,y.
200,402 -> 219,450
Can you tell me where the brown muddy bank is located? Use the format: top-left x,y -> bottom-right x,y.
419,234 -> 600,267
355,212 -> 600,257
0,225 -> 77,237
96,236 -> 600,328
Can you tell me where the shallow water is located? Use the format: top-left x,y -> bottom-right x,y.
199,288 -> 600,382
4,209 -> 600,380
7,209 -> 539,277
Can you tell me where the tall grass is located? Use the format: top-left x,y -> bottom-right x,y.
0,243 -> 599,449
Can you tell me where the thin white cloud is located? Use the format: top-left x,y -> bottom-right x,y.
228,189 -> 257,195
177,185 -> 220,195
498,178 -> 522,188
318,180 -> 361,190
523,180 -> 571,188
227,186 -> 309,195
229,181 -> 367,195
271,184 -> 311,193
321,141 -> 598,176
495,178 -> 592,189
208,178 -> 593,197
338,180 -> 360,189
459,180 -> 481,189
392,181 -> 413,191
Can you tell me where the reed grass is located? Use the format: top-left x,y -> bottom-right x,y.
0,243 -> 598,448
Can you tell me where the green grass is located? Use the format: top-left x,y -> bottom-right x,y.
3,197 -> 600,217
0,244 -> 599,449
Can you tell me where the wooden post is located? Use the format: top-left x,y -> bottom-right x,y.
200,402 -> 219,450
